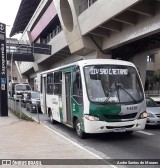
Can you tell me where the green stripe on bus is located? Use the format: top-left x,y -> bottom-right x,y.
89,103 -> 121,122
71,97 -> 84,130
59,107 -> 63,122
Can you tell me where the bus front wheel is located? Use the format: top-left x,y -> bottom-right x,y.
76,119 -> 86,139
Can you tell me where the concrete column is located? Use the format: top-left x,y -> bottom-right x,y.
84,51 -> 111,59
130,53 -> 147,87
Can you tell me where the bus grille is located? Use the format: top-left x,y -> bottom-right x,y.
103,112 -> 137,120
156,114 -> 160,118
106,125 -> 134,129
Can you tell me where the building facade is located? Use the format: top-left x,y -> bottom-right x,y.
10,0 -> 160,87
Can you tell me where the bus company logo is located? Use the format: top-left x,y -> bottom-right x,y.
0,24 -> 5,32
2,160 -> 12,165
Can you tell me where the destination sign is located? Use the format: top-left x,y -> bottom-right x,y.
90,68 -> 128,75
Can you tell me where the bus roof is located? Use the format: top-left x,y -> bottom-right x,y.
39,59 -> 135,75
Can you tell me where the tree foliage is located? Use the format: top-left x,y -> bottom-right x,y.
145,69 -> 160,91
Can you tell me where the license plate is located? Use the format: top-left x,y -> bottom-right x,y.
114,128 -> 126,132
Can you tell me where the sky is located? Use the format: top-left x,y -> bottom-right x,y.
0,0 -> 21,38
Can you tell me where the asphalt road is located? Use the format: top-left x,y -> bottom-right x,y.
10,101 -> 160,168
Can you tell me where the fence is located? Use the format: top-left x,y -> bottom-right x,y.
43,25 -> 62,44
8,98 -> 22,118
8,98 -> 40,123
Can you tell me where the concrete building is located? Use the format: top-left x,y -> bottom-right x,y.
146,52 -> 160,76
10,0 -> 160,87
6,38 -> 28,84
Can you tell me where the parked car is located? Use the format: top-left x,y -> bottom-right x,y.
146,97 -> 160,126
26,91 -> 41,113
149,96 -> 160,105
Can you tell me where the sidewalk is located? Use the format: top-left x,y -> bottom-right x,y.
0,111 -> 113,168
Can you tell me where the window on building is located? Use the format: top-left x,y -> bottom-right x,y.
147,54 -> 155,62
12,77 -> 17,81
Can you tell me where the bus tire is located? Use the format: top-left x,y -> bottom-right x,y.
75,119 -> 86,139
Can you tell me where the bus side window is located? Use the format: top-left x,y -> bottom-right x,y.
73,66 -> 83,105
47,73 -> 54,94
53,71 -> 62,95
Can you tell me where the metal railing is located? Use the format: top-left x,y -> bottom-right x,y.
8,98 -> 23,118
43,25 -> 62,44
79,0 -> 97,14
8,98 -> 40,123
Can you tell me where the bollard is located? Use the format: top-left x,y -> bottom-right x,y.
36,103 -> 40,124
11,98 -> 13,112
14,98 -> 15,113
12,98 -> 14,113
19,98 -> 22,118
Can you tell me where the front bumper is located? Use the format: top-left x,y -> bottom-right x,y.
84,118 -> 147,134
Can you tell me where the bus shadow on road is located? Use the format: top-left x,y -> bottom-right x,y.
87,132 -> 143,141
45,119 -> 147,141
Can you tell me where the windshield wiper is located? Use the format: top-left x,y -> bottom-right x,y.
104,84 -> 137,104
104,87 -> 118,103
118,84 -> 137,104
104,68 -> 120,103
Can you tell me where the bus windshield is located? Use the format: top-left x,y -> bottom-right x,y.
84,65 -> 144,104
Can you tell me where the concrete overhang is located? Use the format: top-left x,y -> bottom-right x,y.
78,0 -> 160,58
10,0 -> 41,37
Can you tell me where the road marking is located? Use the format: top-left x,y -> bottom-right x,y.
137,131 -> 154,136
33,117 -> 118,168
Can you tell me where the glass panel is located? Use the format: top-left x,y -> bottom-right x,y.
84,65 -> 144,104
15,85 -> 31,91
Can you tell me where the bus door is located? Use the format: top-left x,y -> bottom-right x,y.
41,75 -> 47,114
65,72 -> 72,124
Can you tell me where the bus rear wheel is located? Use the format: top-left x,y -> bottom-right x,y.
75,119 -> 86,139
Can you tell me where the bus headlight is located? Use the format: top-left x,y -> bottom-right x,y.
138,112 -> 147,119
84,114 -> 100,121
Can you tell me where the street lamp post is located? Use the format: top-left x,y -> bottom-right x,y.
10,52 -> 13,98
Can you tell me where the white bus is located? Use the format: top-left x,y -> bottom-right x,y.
39,59 -> 147,138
